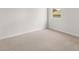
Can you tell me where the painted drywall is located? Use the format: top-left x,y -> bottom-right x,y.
48,8 -> 79,37
0,8 -> 47,39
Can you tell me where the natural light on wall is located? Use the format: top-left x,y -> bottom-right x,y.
53,8 -> 61,17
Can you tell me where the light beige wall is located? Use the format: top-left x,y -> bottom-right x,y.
0,8 -> 47,39
48,8 -> 79,37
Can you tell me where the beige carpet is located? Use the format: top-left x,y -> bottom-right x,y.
0,29 -> 79,51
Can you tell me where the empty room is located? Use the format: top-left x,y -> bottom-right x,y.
0,8 -> 79,51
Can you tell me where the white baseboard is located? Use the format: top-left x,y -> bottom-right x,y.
0,28 -> 45,40
49,27 -> 79,38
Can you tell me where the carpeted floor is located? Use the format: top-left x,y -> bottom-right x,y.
0,29 -> 79,51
